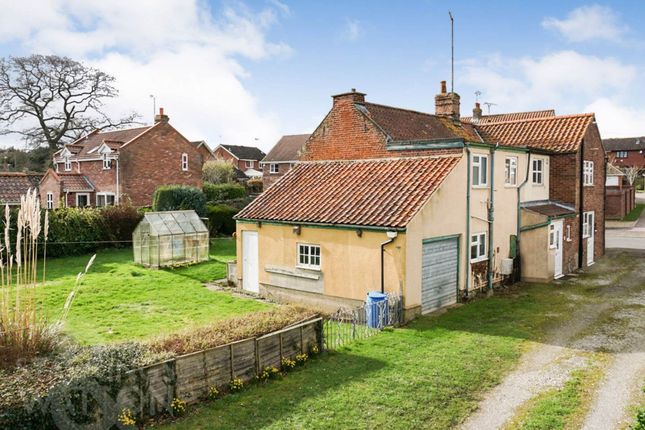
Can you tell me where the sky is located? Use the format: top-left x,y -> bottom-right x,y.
0,0 -> 644,152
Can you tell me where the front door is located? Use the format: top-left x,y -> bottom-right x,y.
550,220 -> 563,278
585,211 -> 595,266
242,231 -> 259,293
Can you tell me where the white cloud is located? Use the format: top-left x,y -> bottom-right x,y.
542,5 -> 626,42
585,98 -> 645,138
462,50 -> 636,113
343,18 -> 362,42
0,0 -> 289,151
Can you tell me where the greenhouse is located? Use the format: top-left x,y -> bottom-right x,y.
133,210 -> 209,268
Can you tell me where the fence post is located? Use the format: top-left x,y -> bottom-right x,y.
229,343 -> 234,380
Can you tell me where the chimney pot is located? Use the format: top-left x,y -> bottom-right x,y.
154,107 -> 169,124
435,81 -> 460,120
472,102 -> 483,121
440,80 -> 447,94
332,89 -> 366,106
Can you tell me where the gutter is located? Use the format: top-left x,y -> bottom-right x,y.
380,232 -> 398,293
516,152 -> 532,280
116,158 -> 120,205
578,147 -> 584,268
487,144 -> 497,291
465,147 -> 471,299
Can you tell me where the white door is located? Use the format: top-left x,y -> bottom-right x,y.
421,237 -> 459,313
242,231 -> 259,293
585,211 -> 595,266
550,220 -> 563,279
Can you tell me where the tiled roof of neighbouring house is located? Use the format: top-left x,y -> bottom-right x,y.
462,109 -> 555,124
606,164 -> 625,176
236,155 -> 461,228
475,114 -> 595,153
602,137 -> 645,152
55,126 -> 153,160
58,173 -> 95,192
222,145 -> 266,161
359,102 -> 482,143
262,134 -> 311,163
0,172 -> 43,204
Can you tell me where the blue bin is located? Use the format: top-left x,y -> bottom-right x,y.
366,291 -> 388,329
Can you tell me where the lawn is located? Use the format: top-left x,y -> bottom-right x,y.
158,282 -> 587,429
159,251 -> 641,430
34,238 -> 271,344
622,203 -> 645,222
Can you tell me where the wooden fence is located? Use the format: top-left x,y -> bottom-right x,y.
120,317 -> 323,419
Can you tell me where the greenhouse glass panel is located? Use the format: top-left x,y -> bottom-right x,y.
132,210 -> 209,268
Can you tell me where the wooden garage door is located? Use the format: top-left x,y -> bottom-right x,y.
422,237 -> 459,313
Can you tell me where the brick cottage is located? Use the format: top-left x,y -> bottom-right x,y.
40,109 -> 203,208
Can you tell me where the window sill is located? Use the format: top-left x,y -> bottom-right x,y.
471,185 -> 489,189
265,266 -> 320,280
532,183 -> 544,187
470,257 -> 488,263
295,264 -> 321,272
504,184 -> 518,188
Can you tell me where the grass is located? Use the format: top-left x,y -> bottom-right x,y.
622,203 -> 645,222
158,282 -> 585,430
158,251 -> 641,430
504,355 -> 606,430
33,238 -> 271,345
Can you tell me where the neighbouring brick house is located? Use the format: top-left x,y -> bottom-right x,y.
212,144 -> 266,181
39,109 -> 203,208
605,164 -> 635,219
0,172 -> 43,206
235,83 -> 606,317
603,136 -> 645,169
260,134 -> 310,188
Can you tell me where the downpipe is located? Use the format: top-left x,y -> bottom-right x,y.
380,231 -> 398,294
487,144 -> 497,292
516,152 -> 532,281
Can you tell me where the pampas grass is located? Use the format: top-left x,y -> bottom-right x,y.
0,189 -> 56,368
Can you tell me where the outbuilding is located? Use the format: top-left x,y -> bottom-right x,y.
133,210 -> 209,268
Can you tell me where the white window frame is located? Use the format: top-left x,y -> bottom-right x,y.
297,243 -> 321,270
269,163 -> 279,174
531,158 -> 544,185
102,153 -> 111,170
46,192 -> 54,210
471,154 -> 488,187
583,212 -> 593,238
181,153 -> 188,171
616,151 -> 628,159
470,232 -> 487,262
566,225 -> 571,242
64,157 -> 71,171
504,156 -> 518,186
549,224 -> 556,249
96,192 -> 116,207
76,193 -> 90,208
583,161 -> 594,186
246,160 -> 255,169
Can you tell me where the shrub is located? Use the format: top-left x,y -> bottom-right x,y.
203,182 -> 247,202
246,177 -> 263,194
100,204 -> 143,244
152,185 -> 207,216
206,204 -> 238,236
203,160 -> 235,184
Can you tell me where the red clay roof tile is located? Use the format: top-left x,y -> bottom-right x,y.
236,155 -> 461,228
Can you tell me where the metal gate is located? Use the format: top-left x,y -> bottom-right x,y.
421,236 -> 459,313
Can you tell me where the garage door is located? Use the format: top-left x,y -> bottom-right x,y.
421,237 -> 459,313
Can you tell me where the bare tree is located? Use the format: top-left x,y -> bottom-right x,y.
0,55 -> 140,149
622,166 -> 643,186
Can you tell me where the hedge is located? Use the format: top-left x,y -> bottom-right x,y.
206,204 -> 238,236
0,206 -> 143,258
203,182 -> 247,202
152,185 -> 206,216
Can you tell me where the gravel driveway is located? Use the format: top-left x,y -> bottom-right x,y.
461,250 -> 645,430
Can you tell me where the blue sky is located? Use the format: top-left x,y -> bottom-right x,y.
0,1 -> 644,150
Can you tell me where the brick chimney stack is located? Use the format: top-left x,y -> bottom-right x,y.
332,88 -> 366,106
434,80 -> 460,120
154,107 -> 169,124
472,102 -> 483,122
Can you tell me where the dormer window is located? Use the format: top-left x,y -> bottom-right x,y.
64,157 -> 71,171
102,153 -> 111,169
